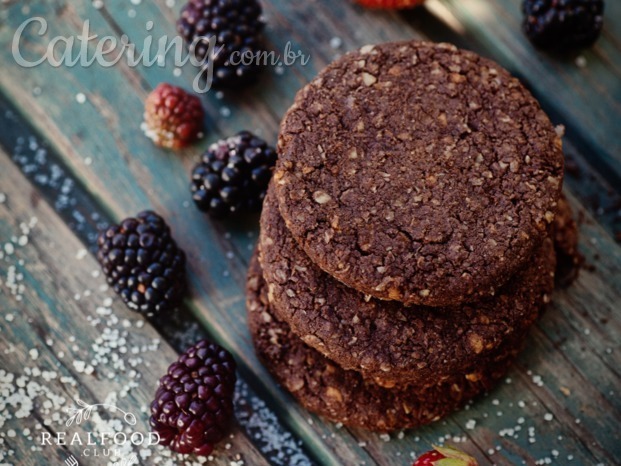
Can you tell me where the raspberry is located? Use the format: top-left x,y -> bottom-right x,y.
355,0 -> 425,9
143,83 -> 204,149
96,211 -> 186,314
177,0 -> 265,89
190,131 -> 276,218
150,340 -> 237,456
522,0 -> 604,49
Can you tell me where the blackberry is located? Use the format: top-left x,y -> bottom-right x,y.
96,211 -> 186,314
190,131 -> 276,218
523,0 -> 604,50
150,340 -> 237,456
142,83 -> 204,149
177,0 -> 265,89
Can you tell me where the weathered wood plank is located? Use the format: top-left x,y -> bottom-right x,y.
0,5 -> 375,464
0,97 -> 315,466
0,153 -> 270,466
0,1 -> 404,464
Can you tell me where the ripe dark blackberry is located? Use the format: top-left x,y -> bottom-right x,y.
523,0 -> 604,50
96,211 -> 186,314
190,131 -> 276,218
177,0 -> 265,89
150,340 -> 237,456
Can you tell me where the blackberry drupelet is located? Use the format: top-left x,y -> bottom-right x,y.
96,211 -> 186,314
143,83 -> 204,149
150,340 -> 237,456
190,131 -> 276,218
523,0 -> 604,50
177,0 -> 265,89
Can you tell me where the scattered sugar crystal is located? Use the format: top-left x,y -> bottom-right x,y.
575,56 -> 587,68
465,419 -> 476,430
29,349 -> 39,360
544,413 -> 553,421
0,193 -> 6,203
330,37 -> 342,49
76,248 -> 88,260
76,93 -> 86,104
532,375 -> 544,386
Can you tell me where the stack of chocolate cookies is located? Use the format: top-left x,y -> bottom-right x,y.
246,41 -> 578,431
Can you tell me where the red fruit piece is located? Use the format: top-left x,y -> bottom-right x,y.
355,0 -> 425,9
143,83 -> 204,149
415,450 -> 446,466
413,445 -> 478,466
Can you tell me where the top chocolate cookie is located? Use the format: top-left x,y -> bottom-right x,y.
275,41 -> 564,306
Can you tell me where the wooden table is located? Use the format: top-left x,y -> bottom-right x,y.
0,1 -> 619,465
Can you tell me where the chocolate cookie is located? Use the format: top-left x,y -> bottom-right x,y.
274,41 -> 564,306
247,253 -> 521,431
259,187 -> 556,388
554,194 -> 581,287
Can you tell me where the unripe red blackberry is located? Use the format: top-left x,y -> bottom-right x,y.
143,83 -> 204,149
150,340 -> 237,456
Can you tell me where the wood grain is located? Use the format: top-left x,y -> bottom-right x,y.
0,153 -> 269,466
